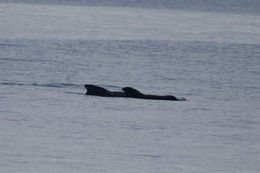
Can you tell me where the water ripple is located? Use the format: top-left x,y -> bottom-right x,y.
0,82 -> 82,89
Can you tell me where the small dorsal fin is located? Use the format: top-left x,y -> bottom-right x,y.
122,87 -> 144,98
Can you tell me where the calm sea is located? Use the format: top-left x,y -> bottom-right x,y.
0,1 -> 260,173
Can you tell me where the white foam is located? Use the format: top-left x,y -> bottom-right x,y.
177,97 -> 186,101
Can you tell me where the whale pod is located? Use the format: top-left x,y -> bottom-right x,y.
84,84 -> 184,101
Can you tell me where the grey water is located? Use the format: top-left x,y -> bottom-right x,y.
1,0 -> 260,14
0,1 -> 260,173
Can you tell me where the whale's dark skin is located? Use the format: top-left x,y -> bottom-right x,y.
85,84 -> 179,101
122,87 -> 177,101
84,84 -> 125,97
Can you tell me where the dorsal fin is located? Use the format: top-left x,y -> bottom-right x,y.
122,87 -> 144,98
84,84 -> 110,96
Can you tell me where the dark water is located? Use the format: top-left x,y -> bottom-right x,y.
1,0 -> 259,14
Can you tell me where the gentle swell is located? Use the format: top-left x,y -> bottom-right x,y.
0,82 -> 82,89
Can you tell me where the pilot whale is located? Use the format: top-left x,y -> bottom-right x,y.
84,84 -> 125,97
84,84 -> 184,101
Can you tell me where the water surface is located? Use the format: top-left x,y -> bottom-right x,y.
0,2 -> 260,173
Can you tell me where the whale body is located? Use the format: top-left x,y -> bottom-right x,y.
122,87 -> 178,101
84,84 -> 125,97
84,84 -> 184,101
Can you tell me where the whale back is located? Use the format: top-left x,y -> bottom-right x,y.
122,87 -> 144,98
123,87 -> 177,100
145,95 -> 177,101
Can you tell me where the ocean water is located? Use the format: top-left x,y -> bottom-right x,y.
0,1 -> 260,173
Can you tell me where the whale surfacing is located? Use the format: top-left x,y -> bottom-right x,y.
84,84 -> 183,101
84,84 -> 125,97
122,87 -> 178,100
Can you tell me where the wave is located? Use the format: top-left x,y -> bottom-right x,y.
0,82 -> 82,89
